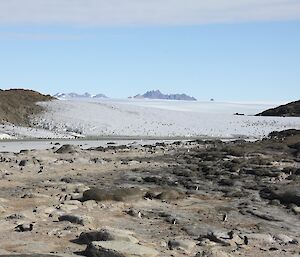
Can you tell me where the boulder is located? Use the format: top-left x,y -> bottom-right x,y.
83,200 -> 98,209
82,187 -> 144,202
243,233 -> 274,245
260,186 -> 300,206
19,160 -> 27,166
78,228 -> 139,244
85,241 -> 159,257
198,231 -> 231,246
55,144 -> 80,154
168,239 -> 196,252
182,224 -> 218,237
58,214 -> 92,226
273,234 -> 298,244
156,189 -> 184,201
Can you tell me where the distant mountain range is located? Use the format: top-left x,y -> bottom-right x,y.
54,92 -> 108,99
54,90 -> 197,101
132,90 -> 197,101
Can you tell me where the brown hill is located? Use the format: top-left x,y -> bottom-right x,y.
256,100 -> 300,117
0,89 -> 54,126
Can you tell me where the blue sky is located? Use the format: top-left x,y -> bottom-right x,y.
0,1 -> 299,102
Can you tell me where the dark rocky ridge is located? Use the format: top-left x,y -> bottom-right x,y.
0,89 -> 54,126
133,90 -> 197,101
256,100 -> 300,117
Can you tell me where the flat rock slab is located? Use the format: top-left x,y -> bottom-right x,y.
244,233 -> 275,245
85,241 -> 159,257
78,227 -> 139,244
82,187 -> 144,202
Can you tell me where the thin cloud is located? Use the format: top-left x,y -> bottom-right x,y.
0,0 -> 299,26
0,32 -> 86,40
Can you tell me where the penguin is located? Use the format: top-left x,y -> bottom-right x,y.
244,236 -> 249,245
15,223 -> 33,232
222,213 -> 228,222
38,166 -> 44,173
138,211 -> 142,219
228,230 -> 234,240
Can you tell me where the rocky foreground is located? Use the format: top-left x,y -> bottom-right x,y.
0,130 -> 299,257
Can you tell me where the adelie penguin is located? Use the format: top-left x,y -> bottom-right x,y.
222,213 -> 228,222
244,236 -> 249,245
15,223 -> 33,232
137,211 -> 142,219
228,230 -> 234,240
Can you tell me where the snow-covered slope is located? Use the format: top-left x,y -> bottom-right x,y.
54,92 -> 108,99
31,98 -> 300,139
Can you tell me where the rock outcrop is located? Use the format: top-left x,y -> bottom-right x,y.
256,100 -> 300,117
0,89 -> 54,125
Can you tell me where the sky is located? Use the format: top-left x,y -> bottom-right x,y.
0,0 -> 299,102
